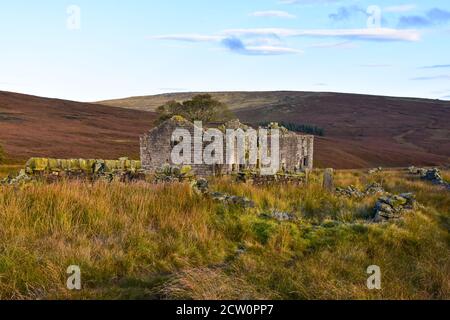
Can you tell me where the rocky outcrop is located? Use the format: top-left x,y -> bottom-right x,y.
373,193 -> 416,222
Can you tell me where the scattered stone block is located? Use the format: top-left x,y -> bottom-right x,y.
260,210 -> 297,222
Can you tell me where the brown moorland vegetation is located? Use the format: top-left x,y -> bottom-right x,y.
2,90 -> 450,168
0,91 -> 156,163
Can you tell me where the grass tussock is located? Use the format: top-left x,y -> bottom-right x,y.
0,168 -> 448,300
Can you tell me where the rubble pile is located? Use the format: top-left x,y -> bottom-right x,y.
409,167 -> 450,190
259,210 -> 297,222
209,192 -> 255,208
373,193 -> 417,222
336,183 -> 386,198
154,165 -> 194,183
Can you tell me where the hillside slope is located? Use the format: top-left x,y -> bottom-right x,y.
0,91 -> 156,162
99,91 -> 450,169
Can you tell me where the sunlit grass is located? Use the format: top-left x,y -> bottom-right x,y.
0,168 -> 448,300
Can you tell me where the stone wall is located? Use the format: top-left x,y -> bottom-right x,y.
25,157 -> 141,174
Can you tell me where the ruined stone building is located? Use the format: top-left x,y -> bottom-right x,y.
140,117 -> 314,176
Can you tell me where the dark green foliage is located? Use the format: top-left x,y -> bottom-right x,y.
156,94 -> 233,124
260,121 -> 325,136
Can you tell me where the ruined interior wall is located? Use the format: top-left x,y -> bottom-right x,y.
279,134 -> 314,172
140,121 -> 314,176
140,120 -> 215,177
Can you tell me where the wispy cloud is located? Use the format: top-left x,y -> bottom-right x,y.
250,10 -> 296,19
411,75 -> 450,81
221,37 -> 302,55
420,64 -> 450,69
384,4 -> 417,13
222,28 -> 420,42
398,8 -> 450,28
152,27 -> 421,56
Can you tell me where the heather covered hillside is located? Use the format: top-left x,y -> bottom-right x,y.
100,91 -> 450,169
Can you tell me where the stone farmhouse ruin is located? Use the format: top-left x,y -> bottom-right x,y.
140,117 -> 314,177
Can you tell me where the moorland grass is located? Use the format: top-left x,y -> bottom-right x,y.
0,169 -> 448,299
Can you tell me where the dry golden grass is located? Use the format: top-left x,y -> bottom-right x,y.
0,168 -> 448,300
0,165 -> 22,179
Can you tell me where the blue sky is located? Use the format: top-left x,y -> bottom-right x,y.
1,0 -> 450,101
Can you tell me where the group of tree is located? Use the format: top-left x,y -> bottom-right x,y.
156,94 -> 233,124
156,94 -> 325,137
260,121 -> 325,136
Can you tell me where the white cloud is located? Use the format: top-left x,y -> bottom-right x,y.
411,75 -> 450,81
250,10 -> 296,19
151,27 -> 421,57
222,28 -> 421,42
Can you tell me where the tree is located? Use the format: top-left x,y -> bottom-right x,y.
156,94 -> 233,124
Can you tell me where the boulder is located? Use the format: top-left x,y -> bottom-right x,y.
192,178 -> 209,194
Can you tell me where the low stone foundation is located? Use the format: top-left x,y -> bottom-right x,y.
236,171 -> 308,186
